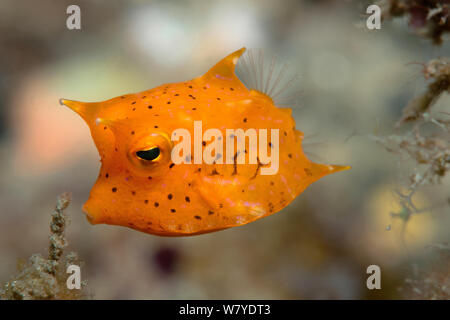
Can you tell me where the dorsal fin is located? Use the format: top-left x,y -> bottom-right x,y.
202,47 -> 246,81
236,49 -> 300,107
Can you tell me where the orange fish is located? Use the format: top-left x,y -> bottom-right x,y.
61,48 -> 349,236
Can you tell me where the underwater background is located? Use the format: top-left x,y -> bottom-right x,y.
0,0 -> 449,299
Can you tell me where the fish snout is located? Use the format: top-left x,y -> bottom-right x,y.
82,199 -> 104,225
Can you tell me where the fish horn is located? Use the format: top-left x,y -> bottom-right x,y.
60,98 -> 99,122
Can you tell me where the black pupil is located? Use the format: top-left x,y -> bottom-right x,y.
136,148 -> 160,161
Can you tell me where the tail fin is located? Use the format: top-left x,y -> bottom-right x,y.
309,162 -> 350,182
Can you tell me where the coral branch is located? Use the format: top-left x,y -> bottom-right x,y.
397,58 -> 450,127
0,194 -> 88,300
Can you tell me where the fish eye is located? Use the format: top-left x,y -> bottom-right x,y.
136,147 -> 161,161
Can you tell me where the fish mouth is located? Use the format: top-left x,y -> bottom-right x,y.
82,201 -> 103,225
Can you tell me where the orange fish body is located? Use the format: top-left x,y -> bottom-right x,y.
61,48 -> 349,236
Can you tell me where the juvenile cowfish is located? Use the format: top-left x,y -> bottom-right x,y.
61,48 -> 349,236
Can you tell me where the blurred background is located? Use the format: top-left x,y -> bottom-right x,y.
0,0 -> 449,299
